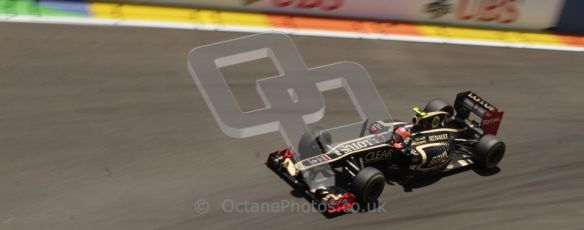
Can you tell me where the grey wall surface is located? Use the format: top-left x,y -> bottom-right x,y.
99,0 -> 566,31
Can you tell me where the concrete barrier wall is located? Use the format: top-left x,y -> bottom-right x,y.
116,0 -> 566,31
2,0 -> 582,34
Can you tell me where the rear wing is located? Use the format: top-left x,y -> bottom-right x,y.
454,91 -> 504,135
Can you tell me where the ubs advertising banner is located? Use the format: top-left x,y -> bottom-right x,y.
121,0 -> 565,30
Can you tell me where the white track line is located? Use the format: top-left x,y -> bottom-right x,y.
1,14 -> 583,52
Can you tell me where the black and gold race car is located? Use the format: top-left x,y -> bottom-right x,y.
266,91 -> 505,214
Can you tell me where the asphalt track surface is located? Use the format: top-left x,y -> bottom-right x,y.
1,22 -> 584,230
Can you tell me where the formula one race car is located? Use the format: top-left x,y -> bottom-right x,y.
266,91 -> 505,214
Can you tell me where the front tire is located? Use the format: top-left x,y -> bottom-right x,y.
473,134 -> 505,170
351,167 -> 386,204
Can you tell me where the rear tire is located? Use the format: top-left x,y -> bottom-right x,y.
424,99 -> 454,116
473,134 -> 505,170
351,167 -> 386,205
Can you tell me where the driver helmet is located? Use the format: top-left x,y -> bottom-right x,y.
393,127 -> 411,143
